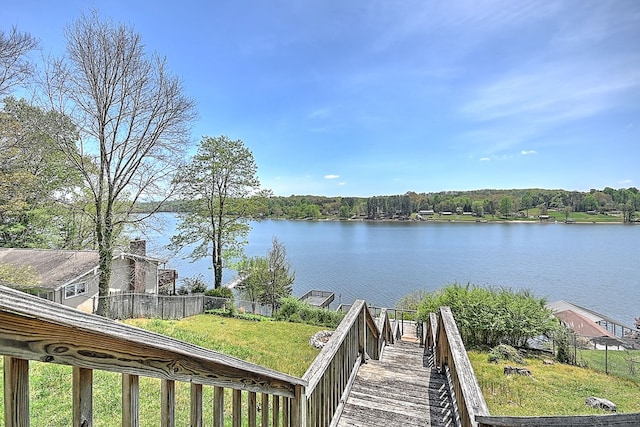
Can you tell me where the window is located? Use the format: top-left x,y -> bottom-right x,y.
64,282 -> 87,299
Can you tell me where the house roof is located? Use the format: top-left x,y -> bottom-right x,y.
547,300 -> 634,330
0,248 -> 100,290
554,309 -> 616,338
0,248 -> 165,291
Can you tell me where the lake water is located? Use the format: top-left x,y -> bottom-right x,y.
139,214 -> 640,326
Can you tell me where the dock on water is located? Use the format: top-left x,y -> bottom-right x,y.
298,289 -> 335,308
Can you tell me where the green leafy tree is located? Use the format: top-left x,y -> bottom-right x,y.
521,192 -> 533,217
236,256 -> 269,313
44,12 -> 196,315
498,197 -> 513,219
260,237 -> 295,311
237,237 -> 294,312
171,135 -> 265,288
471,200 -> 484,217
0,97 -> 83,248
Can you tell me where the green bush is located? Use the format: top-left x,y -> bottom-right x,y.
417,284 -> 558,349
488,344 -> 524,364
205,287 -> 234,299
274,297 -> 344,328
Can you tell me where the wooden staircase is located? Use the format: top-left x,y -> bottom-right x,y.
337,338 -> 455,426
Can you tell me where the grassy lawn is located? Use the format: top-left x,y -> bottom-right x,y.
1,314 -> 327,426
469,350 -> 640,416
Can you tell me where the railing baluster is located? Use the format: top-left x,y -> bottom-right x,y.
4,356 -> 29,427
248,391 -> 257,427
261,393 -> 269,427
190,383 -> 203,427
122,374 -> 139,427
273,394 -> 280,427
161,379 -> 175,427
73,367 -> 93,427
212,386 -> 224,427
232,389 -> 242,427
282,397 -> 290,426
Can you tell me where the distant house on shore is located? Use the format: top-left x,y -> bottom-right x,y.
0,240 -> 169,313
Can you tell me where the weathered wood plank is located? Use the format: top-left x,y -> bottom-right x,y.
190,383 -> 203,427
303,300 -> 366,391
249,391 -> 257,427
161,379 -> 175,427
261,393 -> 269,427
0,285 -> 303,397
73,367 -> 93,427
337,340 -> 453,427
212,386 -> 224,427
476,413 -> 640,426
232,389 -> 242,427
122,374 -> 139,427
4,356 -> 29,427
272,394 -> 280,427
439,306 -> 490,426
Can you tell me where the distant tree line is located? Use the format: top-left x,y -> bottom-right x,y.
136,187 -> 640,223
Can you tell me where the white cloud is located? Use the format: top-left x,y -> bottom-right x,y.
339,182 -> 346,186
308,108 -> 331,119
619,179 -> 633,185
480,157 -> 490,161
324,174 -> 340,179
521,150 -> 537,155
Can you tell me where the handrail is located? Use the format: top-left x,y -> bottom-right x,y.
476,413 -> 640,426
436,306 -> 490,427
302,300 -> 391,426
0,285 -> 305,426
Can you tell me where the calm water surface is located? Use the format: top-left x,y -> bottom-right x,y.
142,214 -> 639,326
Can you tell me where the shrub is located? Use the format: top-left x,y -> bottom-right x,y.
177,274 -> 208,295
488,344 -> 524,364
274,297 -> 344,328
205,287 -> 234,299
416,283 -> 558,349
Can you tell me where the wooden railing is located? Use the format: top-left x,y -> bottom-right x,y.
301,300 -> 393,426
429,307 -> 640,427
0,285 -> 305,427
432,306 -> 491,427
0,286 -> 394,427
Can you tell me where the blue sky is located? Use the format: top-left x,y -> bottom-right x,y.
2,1 -> 639,197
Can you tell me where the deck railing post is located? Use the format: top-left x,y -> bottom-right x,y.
213,386 -> 224,427
190,383 -> 203,427
4,356 -> 29,427
122,374 -> 139,427
73,367 -> 93,427
232,389 -> 242,427
161,379 -> 176,427
290,384 -> 306,426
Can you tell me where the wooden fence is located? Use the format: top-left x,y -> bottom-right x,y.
94,293 -> 232,320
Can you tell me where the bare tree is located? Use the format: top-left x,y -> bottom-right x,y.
43,12 -> 197,314
0,26 -> 38,97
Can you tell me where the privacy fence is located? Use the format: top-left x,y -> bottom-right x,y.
93,293 -> 273,320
